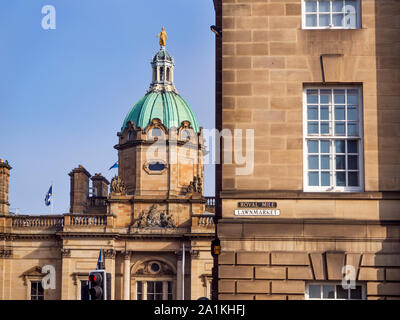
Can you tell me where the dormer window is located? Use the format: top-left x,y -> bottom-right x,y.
128,131 -> 134,141
181,129 -> 191,141
151,128 -> 163,137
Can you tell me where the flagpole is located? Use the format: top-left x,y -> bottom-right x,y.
51,182 -> 54,215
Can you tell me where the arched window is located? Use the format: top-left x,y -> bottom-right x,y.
152,68 -> 157,82
132,259 -> 176,300
160,67 -> 164,81
166,68 -> 170,82
128,131 -> 134,141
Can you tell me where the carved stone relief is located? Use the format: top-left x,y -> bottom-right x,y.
132,205 -> 176,229
110,175 -> 127,194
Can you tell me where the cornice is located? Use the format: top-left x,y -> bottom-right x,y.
219,236 -> 400,242
1,233 -> 59,241
129,197 -> 207,204
218,218 -> 400,226
0,233 -> 16,241
68,165 -> 91,178
220,190 -> 400,200
183,233 -> 214,239
108,196 -> 207,204
114,139 -> 203,151
56,232 -> 120,239
1,230 -> 213,241
0,248 -> 13,258
118,233 -> 185,240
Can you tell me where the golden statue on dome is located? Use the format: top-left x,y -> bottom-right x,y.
156,27 -> 168,47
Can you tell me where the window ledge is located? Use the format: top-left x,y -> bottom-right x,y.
304,188 -> 363,193
301,27 -> 362,30
220,190 -> 400,200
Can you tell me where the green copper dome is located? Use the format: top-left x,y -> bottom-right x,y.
122,45 -> 199,133
121,91 -> 200,132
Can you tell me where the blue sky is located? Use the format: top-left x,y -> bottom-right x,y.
0,0 -> 215,214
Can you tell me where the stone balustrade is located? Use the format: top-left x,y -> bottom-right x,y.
66,214 -> 107,226
205,196 -> 216,214
11,213 -> 215,231
12,215 -> 64,228
205,196 -> 215,208
11,214 -> 108,229
192,214 -> 215,232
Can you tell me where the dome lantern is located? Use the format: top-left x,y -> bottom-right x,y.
149,28 -> 177,94
121,31 -> 200,133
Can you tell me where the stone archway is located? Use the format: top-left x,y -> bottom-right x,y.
130,256 -> 177,300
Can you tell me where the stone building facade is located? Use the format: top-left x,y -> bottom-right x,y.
0,45 -> 215,300
214,0 -> 400,300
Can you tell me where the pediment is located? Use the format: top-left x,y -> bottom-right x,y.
22,266 -> 43,277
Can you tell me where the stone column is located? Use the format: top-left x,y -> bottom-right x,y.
0,248 -> 13,299
60,249 -> 72,300
162,281 -> 168,300
74,274 -> 80,300
176,251 -> 182,300
190,249 -> 202,299
104,249 -> 116,300
143,282 -> 148,300
123,251 -> 131,300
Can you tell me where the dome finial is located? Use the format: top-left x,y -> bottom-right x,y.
149,30 -> 177,94
156,27 -> 168,48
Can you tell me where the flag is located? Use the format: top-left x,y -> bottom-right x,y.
109,161 -> 118,170
96,249 -> 104,270
45,185 -> 52,206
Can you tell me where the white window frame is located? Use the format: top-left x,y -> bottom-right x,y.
135,279 -> 174,300
305,282 -> 366,300
301,0 -> 361,29
80,280 -> 89,300
303,86 -> 364,192
30,281 -> 44,300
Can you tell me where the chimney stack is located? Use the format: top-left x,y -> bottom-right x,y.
91,173 -> 110,197
69,165 -> 91,213
0,159 -> 12,215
